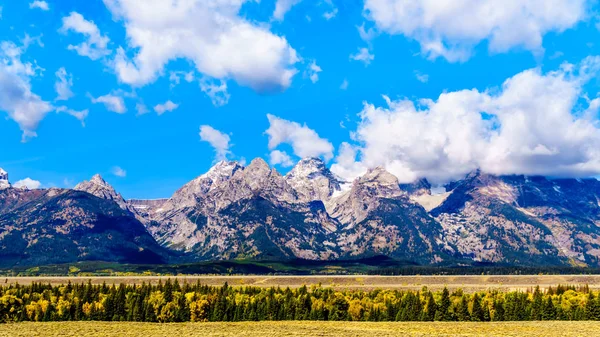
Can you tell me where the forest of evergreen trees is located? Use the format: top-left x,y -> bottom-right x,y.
0,281 -> 599,323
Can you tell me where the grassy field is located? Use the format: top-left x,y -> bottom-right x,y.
3,274 -> 600,291
2,321 -> 600,337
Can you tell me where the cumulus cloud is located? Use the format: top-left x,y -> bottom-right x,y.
273,0 -> 302,21
0,41 -> 53,141
363,0 -> 588,62
104,0 -> 299,93
29,1 -> 49,11
269,150 -> 294,167
332,56 -> 600,183
265,114 -> 334,161
350,48 -> 374,65
111,166 -> 126,177
200,79 -> 230,107
54,67 -> 73,101
200,125 -> 231,161
153,100 -> 179,115
306,60 -> 322,83
14,178 -> 42,189
90,93 -> 126,113
59,12 -> 110,60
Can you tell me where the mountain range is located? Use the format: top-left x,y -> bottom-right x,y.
1,157 -> 600,268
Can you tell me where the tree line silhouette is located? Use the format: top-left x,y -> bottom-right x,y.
0,281 -> 599,322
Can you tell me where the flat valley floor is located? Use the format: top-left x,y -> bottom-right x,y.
2,321 -> 600,337
4,274 -> 600,291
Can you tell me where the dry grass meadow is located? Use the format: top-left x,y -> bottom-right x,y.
2,321 -> 599,337
4,274 -> 600,292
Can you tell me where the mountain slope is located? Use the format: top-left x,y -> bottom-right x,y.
430,171 -> 600,266
142,158 -> 339,260
0,188 -> 171,267
330,168 -> 452,263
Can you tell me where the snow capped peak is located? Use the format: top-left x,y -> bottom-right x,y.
201,161 -> 242,180
0,168 -> 10,190
286,157 -> 344,202
286,157 -> 327,178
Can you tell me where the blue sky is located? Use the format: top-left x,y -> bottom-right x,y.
2,0 -> 600,198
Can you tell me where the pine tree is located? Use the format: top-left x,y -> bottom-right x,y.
471,293 -> 484,322
456,295 -> 470,322
435,287 -> 452,321
542,297 -> 556,320
531,287 -> 543,320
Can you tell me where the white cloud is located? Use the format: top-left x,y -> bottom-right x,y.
358,23 -> 377,43
340,78 -> 349,90
350,48 -> 374,65
104,0 -> 299,93
29,1 -> 49,11
330,142 -> 367,182
273,0 -> 302,21
306,60 -> 322,83
0,41 -> 53,141
14,178 -> 42,189
200,79 -> 230,107
135,102 -> 149,115
363,0 -> 588,62
111,166 -> 126,177
200,125 -> 231,161
59,12 -> 111,60
269,149 -> 294,167
22,34 -> 44,49
265,114 -> 334,161
169,71 -> 194,87
153,100 -> 179,115
90,93 -> 126,113
56,106 -> 88,125
332,56 -> 600,183
323,9 -> 338,20
55,67 -> 74,101
415,71 -> 429,83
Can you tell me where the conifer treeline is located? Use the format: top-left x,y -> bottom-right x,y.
0,281 -> 599,323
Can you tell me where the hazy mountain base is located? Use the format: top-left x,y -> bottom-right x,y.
2,257 -> 600,277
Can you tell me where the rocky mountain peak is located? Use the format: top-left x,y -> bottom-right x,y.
245,157 -> 270,173
90,174 -> 109,186
356,167 -> 401,193
288,157 -> 326,176
286,157 -> 344,202
74,175 -> 127,210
